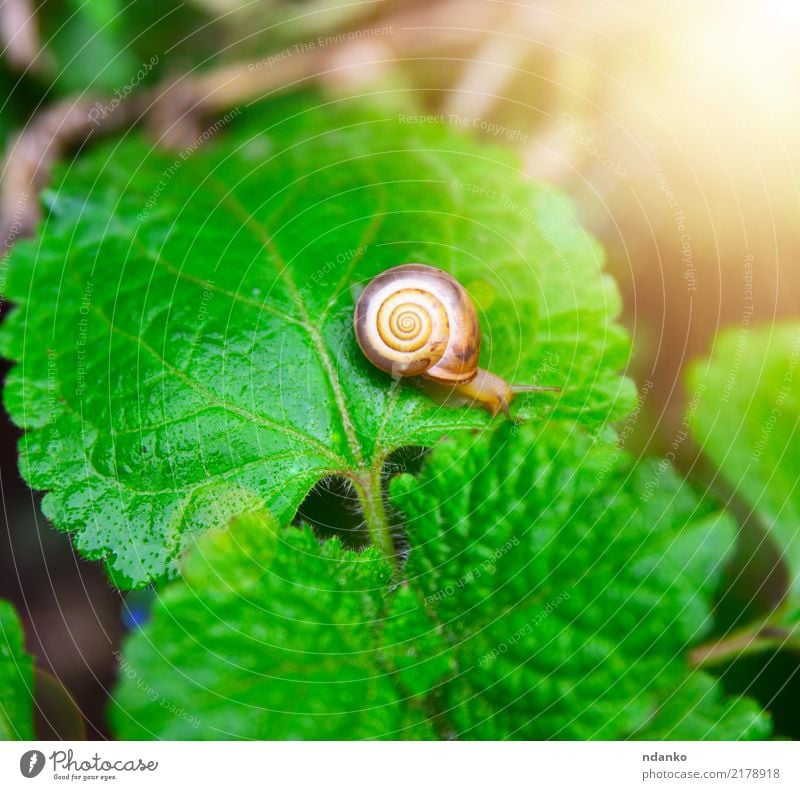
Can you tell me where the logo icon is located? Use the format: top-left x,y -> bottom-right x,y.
19,750 -> 45,779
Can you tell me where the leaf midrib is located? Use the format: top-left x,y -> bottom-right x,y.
204,173 -> 366,469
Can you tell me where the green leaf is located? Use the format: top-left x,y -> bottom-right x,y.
38,0 -> 208,95
688,323 -> 800,598
0,93 -> 634,587
632,673 -> 770,740
384,421 -> 770,739
110,512 -> 433,739
40,0 -> 143,94
0,600 -> 35,740
112,423 -> 770,740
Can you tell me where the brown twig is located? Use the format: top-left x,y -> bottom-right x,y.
0,0 -> 46,74
2,99 -> 106,252
0,0 -> 507,256
689,611 -> 800,669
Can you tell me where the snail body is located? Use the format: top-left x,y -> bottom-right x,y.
354,263 -> 559,417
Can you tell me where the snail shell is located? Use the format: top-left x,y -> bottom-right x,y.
354,263 -> 480,384
354,263 -> 560,416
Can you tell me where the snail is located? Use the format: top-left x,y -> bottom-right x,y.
353,263 -> 560,417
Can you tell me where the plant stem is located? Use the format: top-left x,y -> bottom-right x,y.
352,466 -> 398,569
689,609 -> 800,669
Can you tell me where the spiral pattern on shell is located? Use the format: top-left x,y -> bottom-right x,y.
354,263 -> 481,384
